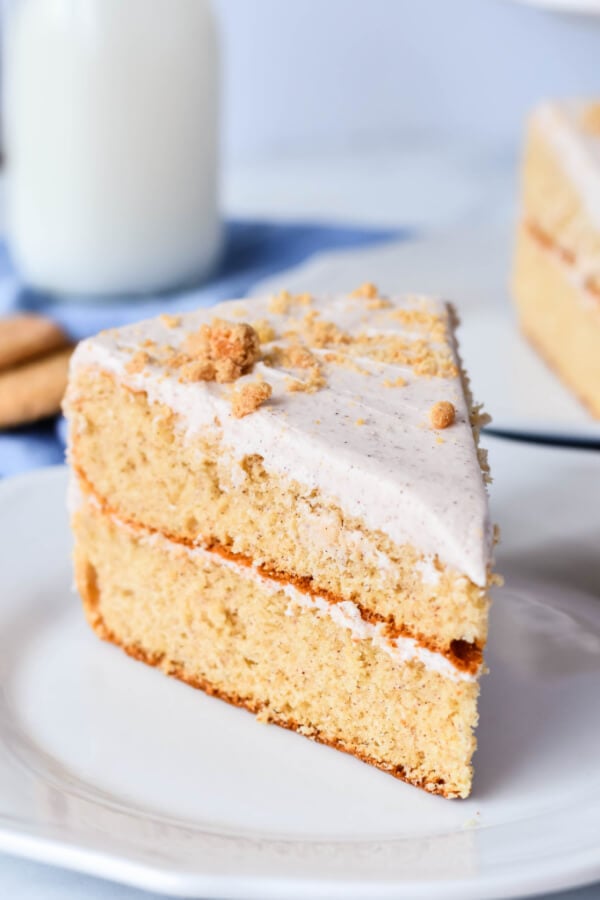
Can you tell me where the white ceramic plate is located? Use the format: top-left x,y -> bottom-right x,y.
1,440 -> 600,899
251,228 -> 600,443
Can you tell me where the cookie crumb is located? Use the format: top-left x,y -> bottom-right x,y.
366,296 -> 392,310
285,368 -> 326,393
178,359 -> 216,383
582,103 -> 600,134
295,313 -> 351,349
269,291 -> 314,316
252,319 -> 277,344
430,400 -> 455,429
268,290 -> 293,314
351,282 -> 378,299
159,314 -> 181,329
265,340 -> 327,393
125,351 -> 151,375
231,380 -> 272,418
174,319 -> 261,384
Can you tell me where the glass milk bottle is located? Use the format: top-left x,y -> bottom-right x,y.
2,0 -> 221,299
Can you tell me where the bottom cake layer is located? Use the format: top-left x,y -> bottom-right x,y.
514,222 -> 600,418
72,500 -> 480,798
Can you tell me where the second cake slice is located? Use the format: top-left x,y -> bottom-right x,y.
514,100 -> 600,416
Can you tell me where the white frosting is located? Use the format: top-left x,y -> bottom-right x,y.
74,482 -> 479,683
536,101 -> 600,231
69,293 -> 492,585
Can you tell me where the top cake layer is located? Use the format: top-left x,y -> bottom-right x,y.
70,289 -> 492,585
533,100 -> 600,229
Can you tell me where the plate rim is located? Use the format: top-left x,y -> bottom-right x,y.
1,812 -> 600,900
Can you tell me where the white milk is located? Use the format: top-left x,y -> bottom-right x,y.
3,0 -> 221,298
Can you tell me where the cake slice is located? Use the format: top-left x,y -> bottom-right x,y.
514,100 -> 600,417
65,286 -> 495,799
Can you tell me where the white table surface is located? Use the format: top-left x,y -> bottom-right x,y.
2,140 -> 599,900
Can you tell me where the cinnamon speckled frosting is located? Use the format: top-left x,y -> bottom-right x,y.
70,290 -> 493,585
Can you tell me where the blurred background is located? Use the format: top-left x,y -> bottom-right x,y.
218,0 -> 600,159
215,0 -> 600,226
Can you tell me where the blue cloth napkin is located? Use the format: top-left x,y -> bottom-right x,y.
0,219 -> 405,477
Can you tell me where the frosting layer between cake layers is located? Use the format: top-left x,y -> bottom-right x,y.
72,478 -> 480,684
69,292 -> 493,586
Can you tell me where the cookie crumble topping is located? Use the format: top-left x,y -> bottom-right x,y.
582,103 -> 600,135
350,282 -> 379,299
231,380 -> 273,418
252,319 -> 277,344
159,314 -> 181,329
430,401 -> 456,429
268,290 -> 313,315
125,351 -> 151,375
166,319 -> 261,384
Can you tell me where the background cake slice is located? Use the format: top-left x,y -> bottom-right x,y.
514,100 -> 600,417
65,287 -> 495,799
